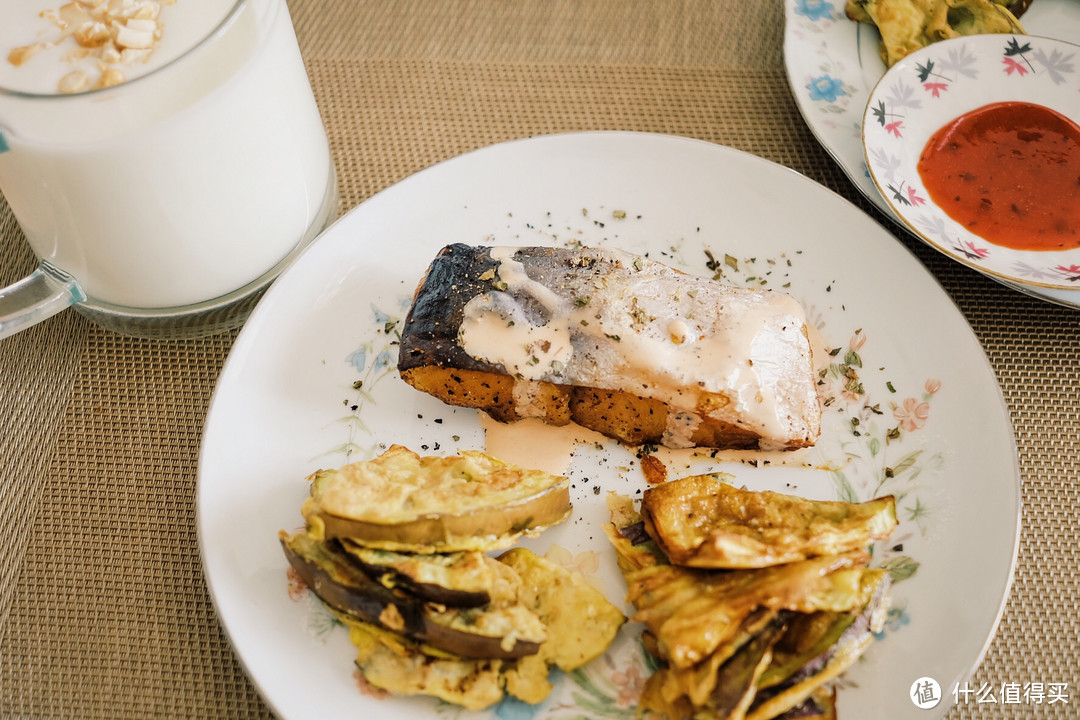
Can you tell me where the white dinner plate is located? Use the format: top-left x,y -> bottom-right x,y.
783,0 -> 1080,307
197,132 -> 1020,720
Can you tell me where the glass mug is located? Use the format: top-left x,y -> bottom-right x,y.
0,0 -> 336,339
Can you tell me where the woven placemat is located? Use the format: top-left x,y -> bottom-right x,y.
2,1 -> 1078,718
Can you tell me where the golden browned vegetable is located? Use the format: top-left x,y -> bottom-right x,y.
628,552 -> 877,669
282,445 -> 622,710
846,0 -> 1025,67
342,546 -> 498,606
279,530 -> 544,659
341,546 -> 625,709
640,475 -> 898,569
301,444 -> 571,553
497,547 -> 626,672
398,244 -> 821,451
347,622 -> 512,710
605,483 -> 894,720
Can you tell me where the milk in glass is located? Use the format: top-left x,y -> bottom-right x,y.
0,0 -> 334,310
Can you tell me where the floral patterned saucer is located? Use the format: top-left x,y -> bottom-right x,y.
862,34 -> 1080,291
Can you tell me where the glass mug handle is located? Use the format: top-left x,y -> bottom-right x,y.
0,261 -> 85,340
0,125 -> 84,339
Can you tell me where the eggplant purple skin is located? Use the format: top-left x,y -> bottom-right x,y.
280,535 -> 541,660
346,553 -> 492,608
710,620 -> 787,716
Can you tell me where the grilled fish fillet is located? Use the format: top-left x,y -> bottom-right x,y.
398,244 -> 821,450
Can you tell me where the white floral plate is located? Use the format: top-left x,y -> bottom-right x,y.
197,133 -> 1020,720
863,34 -> 1080,291
783,0 -> 1080,305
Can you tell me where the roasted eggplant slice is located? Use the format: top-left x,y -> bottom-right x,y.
347,621 -> 510,710
341,545 -> 496,607
651,608 -> 780,708
279,530 -> 543,659
340,547 -> 623,710
641,475 -> 897,569
607,483 -> 895,720
626,552 -> 874,668
302,444 -> 571,553
746,573 -> 891,720
845,0 -> 1025,67
708,620 -> 788,720
604,493 -> 668,574
757,611 -> 857,690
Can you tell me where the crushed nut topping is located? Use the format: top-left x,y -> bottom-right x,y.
7,0 -> 178,93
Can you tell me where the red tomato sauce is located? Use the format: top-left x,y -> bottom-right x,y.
917,101 -> 1080,252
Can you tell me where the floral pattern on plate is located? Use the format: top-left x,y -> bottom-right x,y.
862,34 -> 1080,290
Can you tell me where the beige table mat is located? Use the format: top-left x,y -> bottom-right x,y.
1,1 -> 1077,718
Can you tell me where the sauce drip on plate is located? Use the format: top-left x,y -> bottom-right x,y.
917,101 -> 1080,252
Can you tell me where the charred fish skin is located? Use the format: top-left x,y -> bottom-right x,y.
400,244 -> 503,376
399,244 -> 820,450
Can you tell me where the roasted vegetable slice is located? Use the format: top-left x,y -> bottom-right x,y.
708,620 -> 788,720
302,444 -> 571,552
606,483 -> 896,720
641,475 -> 898,568
497,547 -> 626,672
280,530 -> 543,659
340,547 -> 623,709
341,545 -> 497,607
626,552 -> 874,668
845,0 -> 1025,67
649,608 -> 779,709
746,573 -> 890,720
604,492 -> 668,574
347,621 -> 511,710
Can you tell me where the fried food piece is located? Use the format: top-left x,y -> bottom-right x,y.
280,530 -> 545,659
342,547 -> 624,708
605,486 -> 895,720
301,445 -> 571,553
846,0 -> 1025,66
640,475 -> 898,569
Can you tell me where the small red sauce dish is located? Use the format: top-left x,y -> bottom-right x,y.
863,34 -> 1080,291
918,101 -> 1080,252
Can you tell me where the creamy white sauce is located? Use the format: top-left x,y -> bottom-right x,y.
458,293 -> 573,381
480,415 -> 607,476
